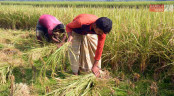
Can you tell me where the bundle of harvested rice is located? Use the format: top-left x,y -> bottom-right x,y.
46,73 -> 101,96
45,71 -> 128,96
0,63 -> 11,84
28,44 -> 57,61
42,42 -> 70,77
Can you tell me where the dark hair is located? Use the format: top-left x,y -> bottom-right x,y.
95,17 -> 112,34
52,24 -> 65,33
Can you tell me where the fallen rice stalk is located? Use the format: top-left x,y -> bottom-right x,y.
0,63 -> 11,84
45,73 -> 101,96
45,70 -> 114,96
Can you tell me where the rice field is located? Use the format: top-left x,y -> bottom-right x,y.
1,1 -> 174,8
0,1 -> 174,96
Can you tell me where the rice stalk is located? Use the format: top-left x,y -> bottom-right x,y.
45,73 -> 100,96
45,70 -> 114,96
27,45 -> 57,61
0,63 -> 11,84
41,42 -> 71,78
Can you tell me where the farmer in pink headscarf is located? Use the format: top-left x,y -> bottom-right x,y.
36,14 -> 66,44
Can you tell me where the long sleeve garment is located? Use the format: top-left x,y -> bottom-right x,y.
66,14 -> 106,60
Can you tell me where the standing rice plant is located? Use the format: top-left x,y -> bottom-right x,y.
1,1 -> 174,8
103,7 -> 174,75
0,4 -> 174,79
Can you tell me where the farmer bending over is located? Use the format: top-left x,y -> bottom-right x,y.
36,14 -> 66,44
66,14 -> 112,77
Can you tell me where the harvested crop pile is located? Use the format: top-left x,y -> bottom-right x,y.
45,70 -> 115,96
46,73 -> 103,96
0,63 -> 11,84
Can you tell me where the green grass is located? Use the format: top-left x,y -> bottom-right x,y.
0,44 -> 4,49
0,82 -> 10,96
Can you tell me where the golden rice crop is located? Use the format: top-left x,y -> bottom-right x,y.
0,4 -> 173,78
1,1 -> 174,8
0,3 -> 173,96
